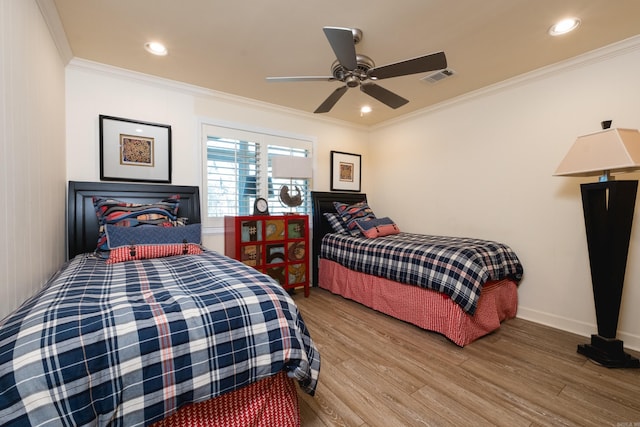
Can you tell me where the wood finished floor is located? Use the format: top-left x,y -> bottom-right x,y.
292,288 -> 640,427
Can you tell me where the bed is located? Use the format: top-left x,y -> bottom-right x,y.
0,181 -> 320,427
311,191 -> 523,347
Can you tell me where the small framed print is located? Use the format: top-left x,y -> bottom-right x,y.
99,115 -> 172,183
330,151 -> 361,192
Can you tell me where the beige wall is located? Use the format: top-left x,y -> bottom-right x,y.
0,0 -> 67,319
369,38 -> 640,350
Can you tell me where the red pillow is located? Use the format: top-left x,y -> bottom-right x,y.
355,217 -> 400,238
107,243 -> 203,264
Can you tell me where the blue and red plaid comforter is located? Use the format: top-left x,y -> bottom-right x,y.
0,251 -> 320,426
321,232 -> 523,315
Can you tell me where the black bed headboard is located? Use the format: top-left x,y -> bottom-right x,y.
67,181 -> 201,260
311,191 -> 367,286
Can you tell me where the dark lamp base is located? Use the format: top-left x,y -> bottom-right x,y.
577,335 -> 639,368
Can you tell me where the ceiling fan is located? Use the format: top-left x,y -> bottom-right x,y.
266,27 -> 447,114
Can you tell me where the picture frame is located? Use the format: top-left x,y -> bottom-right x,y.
99,115 -> 172,183
330,151 -> 361,192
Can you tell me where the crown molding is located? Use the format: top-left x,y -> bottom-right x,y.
67,58 -> 368,132
36,0 -> 73,64
50,2 -> 639,133
373,34 -> 640,130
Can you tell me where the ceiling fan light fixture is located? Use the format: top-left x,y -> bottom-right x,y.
345,75 -> 359,87
144,41 -> 168,56
548,17 -> 580,36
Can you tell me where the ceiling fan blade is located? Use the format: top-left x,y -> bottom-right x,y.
360,83 -> 409,109
314,86 -> 348,113
266,76 -> 335,82
368,51 -> 447,80
323,27 -> 357,71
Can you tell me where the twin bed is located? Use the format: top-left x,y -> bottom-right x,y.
0,181 -> 319,426
311,191 -> 523,347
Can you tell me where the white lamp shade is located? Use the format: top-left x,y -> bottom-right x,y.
554,128 -> 640,177
271,156 -> 313,179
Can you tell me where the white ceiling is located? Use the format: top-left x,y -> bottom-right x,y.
51,0 -> 640,126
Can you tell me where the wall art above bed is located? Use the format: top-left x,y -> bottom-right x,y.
99,114 -> 172,183
330,150 -> 361,192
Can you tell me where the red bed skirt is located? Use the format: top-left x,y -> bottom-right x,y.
319,258 -> 518,346
153,371 -> 299,427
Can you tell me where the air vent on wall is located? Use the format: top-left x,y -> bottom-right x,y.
421,68 -> 455,83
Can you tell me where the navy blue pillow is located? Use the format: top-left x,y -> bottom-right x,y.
105,223 -> 201,249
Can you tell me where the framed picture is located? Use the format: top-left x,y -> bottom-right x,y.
99,115 -> 172,183
330,151 -> 361,192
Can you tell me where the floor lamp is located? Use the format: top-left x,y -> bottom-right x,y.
554,123 -> 640,368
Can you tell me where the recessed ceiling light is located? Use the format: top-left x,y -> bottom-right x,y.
548,18 -> 580,36
360,105 -> 372,116
144,41 -> 168,56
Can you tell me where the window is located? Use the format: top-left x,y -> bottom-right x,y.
202,123 -> 313,229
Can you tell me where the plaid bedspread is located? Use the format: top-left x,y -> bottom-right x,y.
321,232 -> 523,315
0,251 -> 320,426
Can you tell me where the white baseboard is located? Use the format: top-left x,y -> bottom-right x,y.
516,306 -> 640,352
